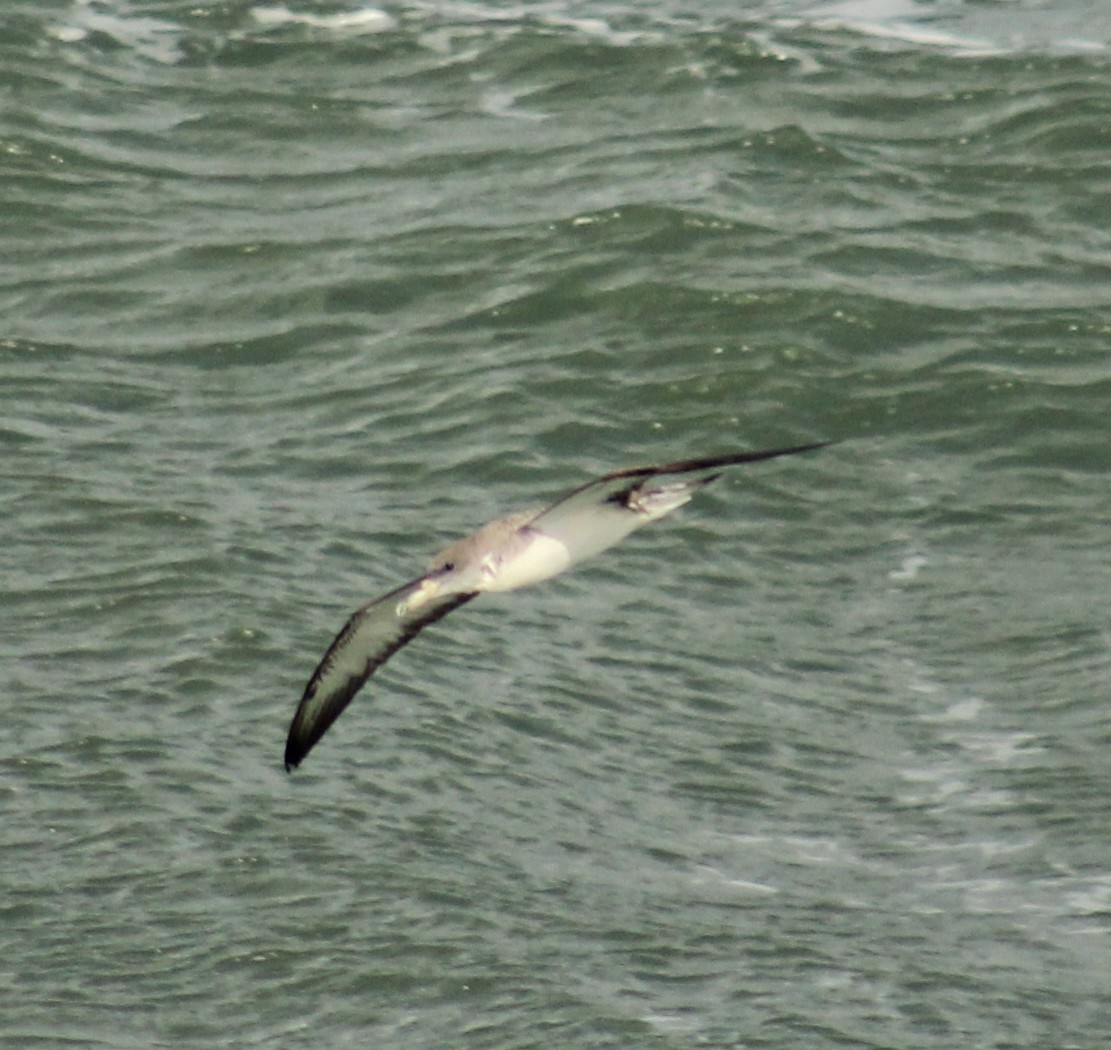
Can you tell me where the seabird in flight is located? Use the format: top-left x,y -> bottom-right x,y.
285,441 -> 830,770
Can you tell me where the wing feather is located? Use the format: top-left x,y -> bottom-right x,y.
284,577 -> 476,770
535,442 -> 833,518
526,441 -> 831,563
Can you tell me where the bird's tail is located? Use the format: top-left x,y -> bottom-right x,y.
628,472 -> 722,520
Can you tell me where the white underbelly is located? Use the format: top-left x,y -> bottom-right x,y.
482,530 -> 573,592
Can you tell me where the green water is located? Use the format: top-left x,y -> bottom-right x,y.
3,1 -> 1109,1047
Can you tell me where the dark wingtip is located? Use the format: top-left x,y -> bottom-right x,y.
283,725 -> 309,772
284,720 -> 311,768
621,439 -> 837,479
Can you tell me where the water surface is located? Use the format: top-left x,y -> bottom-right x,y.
3,1 -> 1109,1046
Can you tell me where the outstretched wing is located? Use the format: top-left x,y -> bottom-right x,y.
527,442 -> 830,565
285,576 -> 477,770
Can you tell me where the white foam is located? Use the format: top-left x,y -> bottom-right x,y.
251,5 -> 396,34
888,553 -> 928,581
48,0 -> 183,63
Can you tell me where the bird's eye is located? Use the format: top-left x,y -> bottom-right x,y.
441,561 -> 455,572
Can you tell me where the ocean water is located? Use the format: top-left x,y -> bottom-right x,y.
3,0 -> 1109,1046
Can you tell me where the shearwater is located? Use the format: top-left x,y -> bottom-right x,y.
285,442 -> 831,770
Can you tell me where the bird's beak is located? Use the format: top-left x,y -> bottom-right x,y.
396,577 -> 442,616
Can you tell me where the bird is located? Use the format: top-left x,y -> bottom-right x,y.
284,441 -> 830,770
